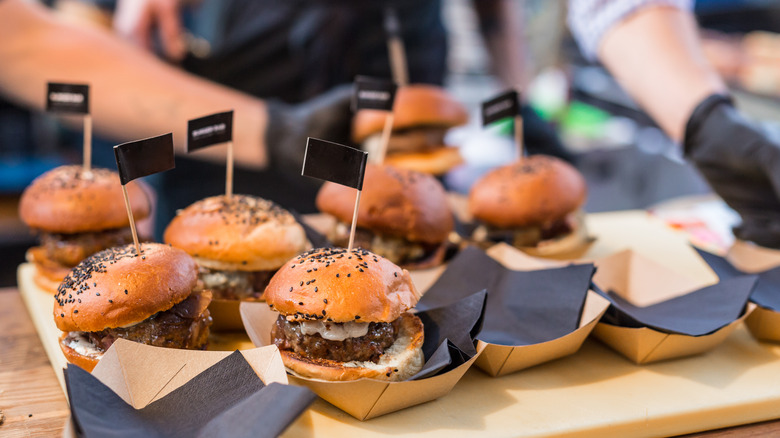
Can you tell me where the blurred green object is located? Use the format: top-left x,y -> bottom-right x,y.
560,101 -> 610,139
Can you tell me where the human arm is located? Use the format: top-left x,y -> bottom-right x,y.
472,0 -> 528,89
0,0 -> 266,168
569,1 -> 780,247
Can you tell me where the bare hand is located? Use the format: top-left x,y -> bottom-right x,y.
113,0 -> 186,61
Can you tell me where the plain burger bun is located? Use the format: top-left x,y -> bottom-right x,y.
316,164 -> 454,244
469,155 -> 586,228
54,243 -> 198,332
20,165 -> 149,234
352,84 -> 468,142
164,195 -> 311,271
384,147 -> 464,176
281,312 -> 424,381
264,247 -> 421,323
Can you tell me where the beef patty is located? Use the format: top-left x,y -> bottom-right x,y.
272,315 -> 400,363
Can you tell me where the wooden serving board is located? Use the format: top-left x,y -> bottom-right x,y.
19,210 -> 780,437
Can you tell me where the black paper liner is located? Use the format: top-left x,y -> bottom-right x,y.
696,248 -> 780,312
410,290 -> 486,380
416,246 -> 594,346
66,351 -> 315,438
598,276 -> 757,336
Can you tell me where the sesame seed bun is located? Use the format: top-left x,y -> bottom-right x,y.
352,84 -> 468,143
164,195 -> 311,272
263,248 -> 421,323
316,164 -> 454,244
383,146 -> 464,176
281,312 -> 424,381
53,243 -> 198,332
469,155 -> 586,228
19,165 -> 149,234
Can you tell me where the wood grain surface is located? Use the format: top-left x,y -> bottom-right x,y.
0,288 -> 69,438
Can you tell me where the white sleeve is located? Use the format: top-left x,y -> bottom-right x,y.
567,0 -> 693,61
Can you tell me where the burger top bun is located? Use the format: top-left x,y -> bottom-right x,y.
54,243 -> 198,332
163,195 -> 311,271
19,165 -> 149,234
352,84 -> 468,142
316,164 -> 454,244
264,247 -> 421,323
469,155 -> 586,229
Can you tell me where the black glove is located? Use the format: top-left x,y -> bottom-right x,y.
684,94 -> 780,248
265,84 -> 354,173
521,104 -> 575,163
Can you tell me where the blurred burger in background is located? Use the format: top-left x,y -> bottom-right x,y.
316,164 -> 454,269
469,155 -> 590,258
352,84 -> 468,175
164,194 -> 311,302
54,243 -> 212,372
19,165 -> 150,291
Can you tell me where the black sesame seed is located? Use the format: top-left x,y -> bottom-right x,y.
124,289 -> 128,294
60,313 -> 64,317
394,272 -> 398,277
108,299 -> 113,303
347,273 -> 351,277
96,292 -> 100,296
73,310 -> 78,314
322,310 -> 326,315
315,287 -> 318,293
290,287 -> 293,292
355,315 -> 360,319
299,302 -> 304,306
323,299 -> 328,304
336,274 -> 340,278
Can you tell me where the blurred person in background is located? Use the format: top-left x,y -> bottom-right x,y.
0,0 -> 565,238
568,0 -> 780,247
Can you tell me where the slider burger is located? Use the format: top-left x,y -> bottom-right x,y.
352,84 -> 468,175
164,195 -> 310,301
54,243 -> 212,372
469,155 -> 589,257
316,164 -> 454,269
19,166 -> 150,291
264,247 -> 424,381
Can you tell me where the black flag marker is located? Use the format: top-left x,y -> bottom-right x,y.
187,110 -> 236,197
46,82 -> 90,114
302,138 -> 367,190
481,90 -> 520,126
352,76 -> 397,112
302,138 -> 367,251
114,133 -> 175,184
187,110 -> 234,152
48,82 -> 92,171
113,133 -> 175,255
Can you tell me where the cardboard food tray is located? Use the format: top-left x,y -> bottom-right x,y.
592,249 -> 755,364
18,210 -> 780,437
727,239 -> 780,342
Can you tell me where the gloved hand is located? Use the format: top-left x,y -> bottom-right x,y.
265,85 -> 354,174
684,94 -> 780,248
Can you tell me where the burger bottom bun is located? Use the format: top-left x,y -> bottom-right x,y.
281,313 -> 424,382
59,333 -> 101,372
26,247 -> 70,291
33,269 -> 64,293
384,147 -> 463,175
519,216 -> 594,260
400,240 -> 448,270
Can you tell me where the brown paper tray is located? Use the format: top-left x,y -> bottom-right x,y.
19,210 -> 780,437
